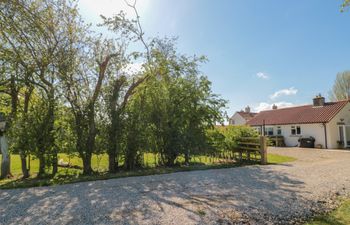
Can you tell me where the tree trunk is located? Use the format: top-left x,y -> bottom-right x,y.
52,148 -> 58,175
107,123 -> 117,173
165,153 -> 177,167
20,154 -> 29,178
36,87 -> 55,178
184,150 -> 190,166
83,104 -> 96,175
124,151 -> 136,170
107,78 -> 125,173
38,154 -> 46,177
108,150 -> 117,173
0,134 -> 11,179
20,84 -> 33,179
47,88 -> 56,176
107,116 -> 120,173
75,113 -> 93,175
28,154 -> 31,171
82,154 -> 93,175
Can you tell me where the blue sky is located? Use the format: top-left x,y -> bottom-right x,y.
78,0 -> 350,116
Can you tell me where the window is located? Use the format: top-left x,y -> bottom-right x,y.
254,127 -> 262,135
265,127 -> 274,136
297,126 -> 301,135
277,126 -> 282,135
291,126 -> 301,135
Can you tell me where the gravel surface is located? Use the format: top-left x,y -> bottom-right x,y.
1,148 -> 350,225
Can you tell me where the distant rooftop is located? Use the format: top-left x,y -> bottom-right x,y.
237,111 -> 258,121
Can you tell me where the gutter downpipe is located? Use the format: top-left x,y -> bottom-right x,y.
323,123 -> 328,149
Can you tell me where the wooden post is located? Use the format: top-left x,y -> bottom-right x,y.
275,135 -> 278,147
239,150 -> 243,162
260,136 -> 267,165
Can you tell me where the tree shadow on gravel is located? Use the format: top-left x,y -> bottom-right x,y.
0,165 -> 321,225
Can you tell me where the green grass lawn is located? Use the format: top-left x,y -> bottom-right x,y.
306,199 -> 350,225
0,153 -> 295,189
267,153 -> 296,164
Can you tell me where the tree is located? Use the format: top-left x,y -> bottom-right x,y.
60,36 -> 121,175
330,71 -> 350,101
0,0 -> 88,177
101,1 -> 155,172
130,38 -> 227,167
0,0 -> 228,180
342,0 -> 350,11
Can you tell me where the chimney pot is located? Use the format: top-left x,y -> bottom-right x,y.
245,106 -> 251,113
272,104 -> 278,110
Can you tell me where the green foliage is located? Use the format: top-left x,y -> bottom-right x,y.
0,152 -> 296,189
306,199 -> 350,225
213,125 -> 259,151
341,0 -> 350,12
123,39 -> 227,167
0,0 -> 233,184
330,71 -> 350,101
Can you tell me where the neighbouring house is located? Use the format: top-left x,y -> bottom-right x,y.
229,106 -> 258,125
247,95 -> 350,149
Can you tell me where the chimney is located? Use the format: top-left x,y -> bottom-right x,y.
313,94 -> 325,107
245,106 -> 251,113
272,104 -> 278,110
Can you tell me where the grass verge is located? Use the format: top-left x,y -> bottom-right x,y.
305,199 -> 350,225
0,153 -> 296,189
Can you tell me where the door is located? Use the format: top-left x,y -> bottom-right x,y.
345,126 -> 350,147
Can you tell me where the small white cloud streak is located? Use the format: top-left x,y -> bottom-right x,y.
254,102 -> 296,112
270,87 -> 298,100
256,72 -> 269,80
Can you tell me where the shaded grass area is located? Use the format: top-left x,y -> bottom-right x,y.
306,199 -> 350,225
0,153 -> 295,189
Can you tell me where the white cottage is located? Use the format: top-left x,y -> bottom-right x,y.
229,106 -> 257,125
247,95 -> 350,149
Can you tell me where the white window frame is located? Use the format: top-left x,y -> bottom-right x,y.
277,126 -> 282,135
265,127 -> 274,136
291,125 -> 301,136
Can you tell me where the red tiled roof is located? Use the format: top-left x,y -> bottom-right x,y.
237,112 -> 258,121
247,100 -> 349,126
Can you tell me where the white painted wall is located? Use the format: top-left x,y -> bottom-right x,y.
327,102 -> 350,149
229,113 -> 247,125
253,123 -> 326,148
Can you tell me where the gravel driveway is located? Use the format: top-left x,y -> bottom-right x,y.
1,148 -> 350,225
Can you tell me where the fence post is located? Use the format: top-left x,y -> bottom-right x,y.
238,150 -> 243,162
260,136 -> 267,165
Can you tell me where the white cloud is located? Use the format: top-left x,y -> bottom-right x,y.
254,102 -> 295,112
270,87 -> 298,100
256,72 -> 269,80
